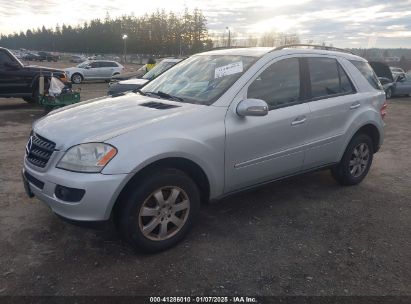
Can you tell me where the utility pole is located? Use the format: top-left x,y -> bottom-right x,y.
226,27 -> 231,48
122,34 -> 128,63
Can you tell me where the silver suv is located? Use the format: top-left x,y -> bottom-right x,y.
22,45 -> 387,252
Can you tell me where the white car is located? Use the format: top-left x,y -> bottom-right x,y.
107,58 -> 183,95
65,60 -> 124,84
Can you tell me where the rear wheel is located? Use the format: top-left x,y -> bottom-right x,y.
71,73 -> 83,84
23,86 -> 39,104
331,134 -> 374,185
117,168 -> 200,253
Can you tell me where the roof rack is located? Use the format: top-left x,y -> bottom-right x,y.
271,44 -> 354,55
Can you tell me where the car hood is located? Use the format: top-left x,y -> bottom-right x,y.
24,65 -> 64,74
33,93 -> 203,150
118,78 -> 148,85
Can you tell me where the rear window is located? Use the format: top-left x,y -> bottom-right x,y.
307,57 -> 354,99
350,60 -> 383,90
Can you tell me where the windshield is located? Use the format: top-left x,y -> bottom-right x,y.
77,61 -> 90,68
143,61 -> 179,80
141,55 -> 257,105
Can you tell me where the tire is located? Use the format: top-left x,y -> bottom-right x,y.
23,86 -> 39,104
386,88 -> 392,99
117,168 -> 201,253
71,73 -> 83,84
331,134 -> 374,186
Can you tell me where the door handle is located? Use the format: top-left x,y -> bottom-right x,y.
291,116 -> 306,126
350,102 -> 361,109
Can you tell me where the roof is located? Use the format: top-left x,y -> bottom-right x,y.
199,47 -> 273,57
161,58 -> 183,63
198,46 -> 365,61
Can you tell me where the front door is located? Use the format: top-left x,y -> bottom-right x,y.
224,57 -> 310,193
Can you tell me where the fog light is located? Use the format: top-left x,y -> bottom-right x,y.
55,185 -> 85,202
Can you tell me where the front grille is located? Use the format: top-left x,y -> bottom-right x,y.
26,133 -> 56,168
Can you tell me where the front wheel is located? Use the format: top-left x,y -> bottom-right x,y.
331,134 -> 374,185
117,168 -> 200,253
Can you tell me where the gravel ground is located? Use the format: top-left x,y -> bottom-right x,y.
0,83 -> 410,296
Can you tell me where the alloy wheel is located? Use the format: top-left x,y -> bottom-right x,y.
138,186 -> 190,241
72,74 -> 82,84
349,143 -> 370,178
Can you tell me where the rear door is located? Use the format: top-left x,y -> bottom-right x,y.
303,56 -> 358,169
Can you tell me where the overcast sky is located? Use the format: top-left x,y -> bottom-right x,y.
1,0 -> 411,48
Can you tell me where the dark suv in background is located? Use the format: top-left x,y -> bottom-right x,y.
0,47 -> 67,103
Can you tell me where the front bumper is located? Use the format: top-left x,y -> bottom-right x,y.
23,158 -> 129,221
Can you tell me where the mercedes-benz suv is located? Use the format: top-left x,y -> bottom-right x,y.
22,45 -> 387,252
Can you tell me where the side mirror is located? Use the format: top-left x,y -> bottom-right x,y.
85,65 -> 91,69
236,98 -> 269,117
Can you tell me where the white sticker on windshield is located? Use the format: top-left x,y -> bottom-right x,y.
214,61 -> 243,79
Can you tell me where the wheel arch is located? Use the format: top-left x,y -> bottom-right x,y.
340,123 -> 382,162
71,71 -> 84,79
111,157 -> 211,220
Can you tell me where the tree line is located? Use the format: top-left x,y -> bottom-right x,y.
0,9 -> 213,56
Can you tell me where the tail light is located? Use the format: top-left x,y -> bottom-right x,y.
380,101 -> 388,120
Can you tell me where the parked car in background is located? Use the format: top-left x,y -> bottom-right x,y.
70,55 -> 87,63
22,52 -> 41,61
23,46 -> 386,252
391,74 -> 411,97
369,61 -> 394,98
108,58 -> 182,95
378,77 -> 395,98
390,67 -> 405,78
0,47 -> 68,103
37,51 -> 58,62
110,65 -> 147,83
64,60 -> 124,84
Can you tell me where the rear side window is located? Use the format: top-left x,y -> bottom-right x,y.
100,62 -> 117,67
247,58 -> 300,109
0,51 -> 14,67
307,57 -> 354,99
350,60 -> 382,90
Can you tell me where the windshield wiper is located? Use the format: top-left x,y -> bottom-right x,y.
133,88 -> 146,96
143,91 -> 185,102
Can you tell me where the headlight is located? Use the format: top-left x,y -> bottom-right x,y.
57,143 -> 117,173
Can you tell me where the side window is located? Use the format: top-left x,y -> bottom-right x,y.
308,58 -> 355,98
0,51 -> 14,67
339,64 -> 355,93
308,58 -> 339,98
108,62 -> 118,67
349,60 -> 382,90
90,62 -> 100,68
247,58 -> 300,109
